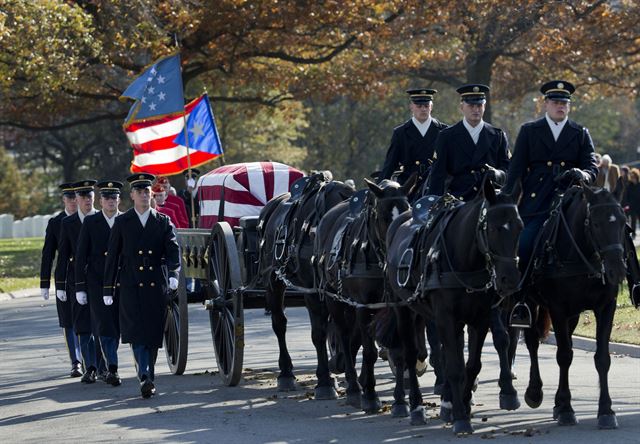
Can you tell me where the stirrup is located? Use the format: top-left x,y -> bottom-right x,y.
509,301 -> 532,328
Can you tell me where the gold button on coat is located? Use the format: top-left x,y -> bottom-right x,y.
149,266 -> 153,271
104,252 -> 108,256
138,250 -> 143,255
547,161 -> 552,167
531,192 -> 536,198
150,282 -> 155,287
139,283 -> 144,287
560,161 -> 566,166
148,250 -> 153,254
139,266 -> 144,271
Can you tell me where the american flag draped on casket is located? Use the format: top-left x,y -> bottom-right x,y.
197,162 -> 304,229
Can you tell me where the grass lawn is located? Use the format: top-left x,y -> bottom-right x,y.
0,238 -> 44,293
573,290 -> 640,345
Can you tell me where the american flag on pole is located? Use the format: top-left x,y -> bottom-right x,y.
197,162 -> 304,228
124,95 -> 221,175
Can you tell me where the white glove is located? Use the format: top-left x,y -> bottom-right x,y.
103,295 -> 113,306
76,291 -> 88,305
169,277 -> 179,290
41,288 -> 50,300
56,290 -> 67,302
187,178 -> 196,188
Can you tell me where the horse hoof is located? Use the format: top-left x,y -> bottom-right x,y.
277,376 -> 296,392
439,404 -> 453,423
598,414 -> 618,429
391,402 -> 410,418
453,419 -> 473,435
433,383 -> 444,396
416,359 -> 428,377
499,393 -> 521,411
554,408 -> 578,426
410,406 -> 427,426
525,388 -> 543,409
361,395 -> 382,414
346,391 -> 361,409
314,385 -> 338,400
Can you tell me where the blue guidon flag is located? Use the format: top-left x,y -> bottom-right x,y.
120,53 -> 185,124
173,94 -> 223,157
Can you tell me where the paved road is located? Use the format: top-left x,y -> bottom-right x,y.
0,296 -> 638,443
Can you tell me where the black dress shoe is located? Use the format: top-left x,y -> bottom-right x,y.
105,372 -> 122,386
81,369 -> 97,384
140,378 -> 156,398
97,370 -> 108,382
70,363 -> 83,378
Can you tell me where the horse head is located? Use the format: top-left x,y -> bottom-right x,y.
477,177 -> 523,297
582,178 -> 626,285
364,173 -> 417,250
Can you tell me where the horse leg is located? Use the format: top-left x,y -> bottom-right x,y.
490,307 -> 520,411
328,299 -> 361,409
438,318 -> 472,435
357,307 -> 382,414
593,294 -> 618,429
305,294 -> 337,400
522,320 -> 544,408
266,277 -> 296,391
508,326 -> 520,379
414,314 -> 428,378
426,319 -> 444,395
551,311 -> 578,426
463,324 -> 489,418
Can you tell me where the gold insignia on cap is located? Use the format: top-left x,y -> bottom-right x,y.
557,82 -> 564,89
108,182 -> 113,187
473,86 -> 479,92
84,181 -> 89,186
139,175 -> 144,180
421,90 -> 426,94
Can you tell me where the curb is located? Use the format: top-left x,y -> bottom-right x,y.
543,334 -> 640,358
0,287 -> 40,302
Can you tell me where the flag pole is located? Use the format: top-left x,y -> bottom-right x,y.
175,34 -> 197,228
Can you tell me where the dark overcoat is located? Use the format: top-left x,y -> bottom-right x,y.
427,121 -> 510,200
380,118 -> 448,184
75,212 -> 120,338
103,208 -> 180,348
504,117 -> 598,217
41,211 -> 73,328
56,212 -> 95,334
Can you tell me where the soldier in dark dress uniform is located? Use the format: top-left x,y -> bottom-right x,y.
425,84 -> 515,380
178,168 -> 200,227
426,84 -> 510,200
75,181 -> 123,386
57,180 -> 101,383
103,173 -> 181,398
41,183 -> 83,377
380,88 -> 448,191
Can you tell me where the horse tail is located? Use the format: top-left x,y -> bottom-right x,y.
536,305 -> 552,340
371,307 -> 400,349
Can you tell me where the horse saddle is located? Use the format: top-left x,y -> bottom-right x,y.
412,195 -> 440,224
327,216 -> 354,270
289,176 -> 310,202
349,189 -> 369,217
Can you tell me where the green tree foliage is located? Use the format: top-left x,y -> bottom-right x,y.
0,145 -> 30,217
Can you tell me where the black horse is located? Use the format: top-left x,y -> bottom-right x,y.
512,181 -> 626,429
314,176 -> 417,414
386,177 -> 523,434
257,172 -> 354,396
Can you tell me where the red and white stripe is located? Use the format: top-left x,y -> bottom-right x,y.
197,162 -> 303,228
124,96 -> 219,175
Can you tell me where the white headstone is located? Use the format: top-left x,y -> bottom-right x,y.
13,219 -> 24,238
0,214 -> 13,238
33,215 -> 47,237
22,216 -> 34,238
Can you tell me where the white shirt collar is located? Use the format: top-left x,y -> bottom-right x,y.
545,113 -> 568,142
102,210 -> 119,229
463,118 -> 484,144
411,116 -> 432,137
135,207 -> 151,227
77,208 -> 96,224
64,209 -> 74,217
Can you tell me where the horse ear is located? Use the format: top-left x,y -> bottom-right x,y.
612,177 -> 625,202
401,172 -> 418,197
364,177 -> 383,198
482,175 -> 497,204
507,179 -> 522,203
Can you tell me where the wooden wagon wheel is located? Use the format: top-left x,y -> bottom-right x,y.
163,266 -> 189,375
208,222 -> 244,386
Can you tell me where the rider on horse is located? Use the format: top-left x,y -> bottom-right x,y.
379,88 -> 447,195
502,80 -> 640,324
